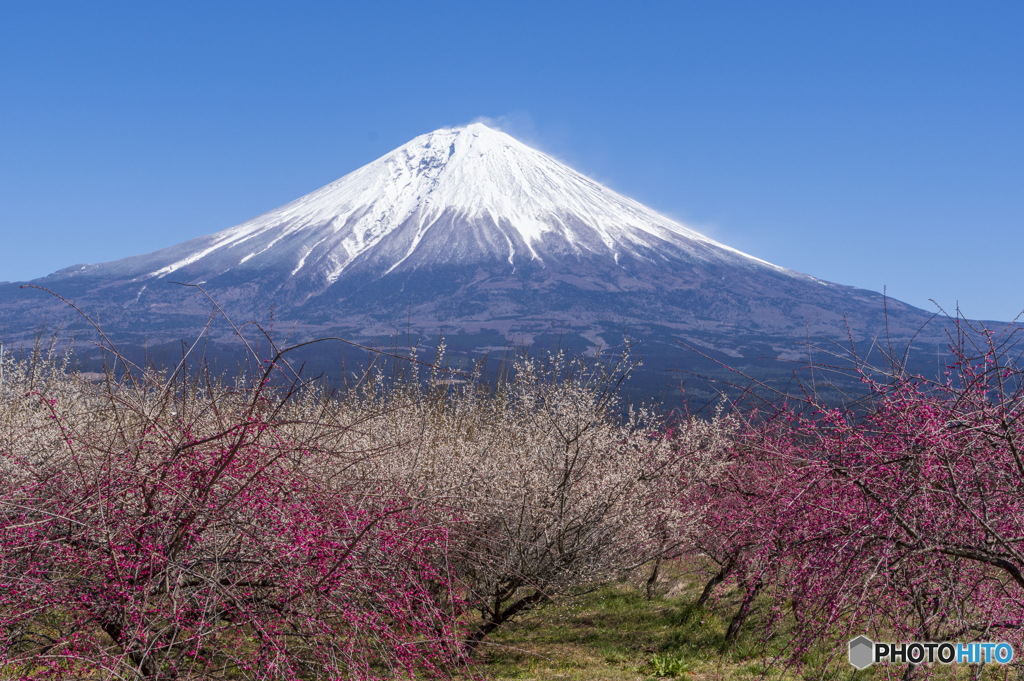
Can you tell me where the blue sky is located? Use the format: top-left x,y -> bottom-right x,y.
2,2 -> 1021,321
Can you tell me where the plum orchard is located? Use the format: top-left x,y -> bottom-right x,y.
0,352 -> 463,679
9,303 -> 1015,679
338,346 -> 730,649
0,332 -> 729,679
690,322 -> 1024,671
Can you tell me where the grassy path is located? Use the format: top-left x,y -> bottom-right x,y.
471,568 -> 782,681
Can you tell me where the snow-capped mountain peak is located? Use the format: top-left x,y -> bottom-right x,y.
141,123 -> 794,287
4,122 -> 961,381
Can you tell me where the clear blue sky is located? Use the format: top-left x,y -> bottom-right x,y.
2,2 -> 1021,321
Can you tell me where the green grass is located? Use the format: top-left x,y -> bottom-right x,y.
469,564 -> 782,680
464,562 -> 980,681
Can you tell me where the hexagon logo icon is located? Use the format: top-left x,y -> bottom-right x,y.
849,636 -> 874,669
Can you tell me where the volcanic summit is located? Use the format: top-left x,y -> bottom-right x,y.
1,123 -> 952,394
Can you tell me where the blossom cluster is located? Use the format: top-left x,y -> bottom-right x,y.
687,323 -> 1024,673
0,349 -> 465,679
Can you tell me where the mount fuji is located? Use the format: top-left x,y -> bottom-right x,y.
1,123 -> 955,397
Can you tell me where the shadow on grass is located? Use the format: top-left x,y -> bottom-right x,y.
476,565 -> 895,681
480,579 -> 782,680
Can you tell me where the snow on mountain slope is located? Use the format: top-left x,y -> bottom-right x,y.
4,121 -> 967,372
96,123 -> 807,289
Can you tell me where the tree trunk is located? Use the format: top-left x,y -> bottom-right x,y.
465,589 -> 550,652
646,553 -> 664,600
98,617 -> 161,678
724,578 -> 762,647
697,555 -> 736,607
